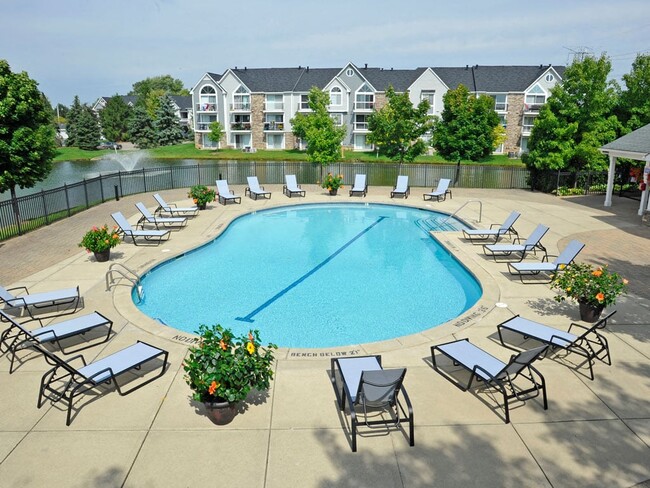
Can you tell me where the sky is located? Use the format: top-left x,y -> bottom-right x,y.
2,0 -> 649,107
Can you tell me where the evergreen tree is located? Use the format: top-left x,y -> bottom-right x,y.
523,54 -> 621,172
128,104 -> 156,148
154,94 -> 185,146
0,59 -> 56,214
75,107 -> 101,150
291,87 -> 346,169
66,95 -> 83,147
367,86 -> 433,164
431,84 -> 500,162
100,95 -> 132,141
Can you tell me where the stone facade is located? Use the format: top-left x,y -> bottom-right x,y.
251,94 -> 265,149
504,94 -> 524,154
284,132 -> 296,150
374,93 -> 387,111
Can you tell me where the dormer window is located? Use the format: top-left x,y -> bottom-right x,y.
199,85 -> 217,112
330,87 -> 342,106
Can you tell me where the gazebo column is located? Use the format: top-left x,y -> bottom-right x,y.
639,158 -> 650,216
604,154 -> 617,207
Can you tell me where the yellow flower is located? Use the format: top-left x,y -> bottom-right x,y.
566,287 -> 571,293
558,264 -> 566,270
247,342 -> 255,354
623,279 -> 629,285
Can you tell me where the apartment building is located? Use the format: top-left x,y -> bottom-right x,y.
191,62 -> 564,154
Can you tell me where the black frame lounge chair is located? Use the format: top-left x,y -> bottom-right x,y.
423,178 -> 452,201
1,284 -> 80,319
152,193 -> 199,217
462,210 -> 520,243
391,175 -> 410,199
507,239 -> 585,284
135,202 -> 188,230
36,340 -> 168,425
111,212 -> 171,246
0,309 -> 113,373
330,355 -> 414,452
483,224 -> 549,262
349,174 -> 368,197
283,174 -> 305,198
497,311 -> 615,380
216,180 -> 242,205
431,339 -> 548,423
245,176 -> 272,200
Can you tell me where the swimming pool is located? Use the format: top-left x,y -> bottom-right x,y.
135,203 -> 482,348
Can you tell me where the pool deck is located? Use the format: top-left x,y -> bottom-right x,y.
1,185 -> 649,487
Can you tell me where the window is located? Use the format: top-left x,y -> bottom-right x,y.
545,73 -> 554,82
355,84 -> 374,110
299,94 -> 310,110
202,133 -> 219,149
522,116 -> 536,133
231,133 -> 251,149
266,134 -> 284,149
421,91 -> 435,115
498,114 -> 507,127
199,85 -> 217,111
230,114 -> 251,130
346,68 -> 354,77
354,114 -> 369,130
329,87 -> 342,106
525,85 -> 546,110
196,114 -> 217,131
265,94 -> 283,111
330,113 -> 343,126
232,86 -> 250,111
264,113 -> 284,130
491,94 -> 507,112
353,134 -> 372,151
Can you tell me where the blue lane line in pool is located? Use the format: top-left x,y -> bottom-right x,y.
235,216 -> 388,323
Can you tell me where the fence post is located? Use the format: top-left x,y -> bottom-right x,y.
142,168 -> 147,193
99,174 -> 105,202
83,179 -> 89,209
170,167 -> 174,189
198,164 -> 201,185
64,183 -> 71,216
118,171 -> 123,196
41,190 -> 49,225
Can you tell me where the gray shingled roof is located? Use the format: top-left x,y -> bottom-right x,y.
431,67 -> 477,90
362,68 -> 427,92
433,65 -> 565,92
168,95 -> 192,109
293,68 -> 341,91
229,68 -> 302,92
601,124 -> 650,156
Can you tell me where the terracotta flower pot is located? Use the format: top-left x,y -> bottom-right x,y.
578,300 -> 604,323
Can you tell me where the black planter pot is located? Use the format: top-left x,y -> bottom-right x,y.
93,249 -> 110,262
579,300 -> 604,323
197,202 -> 207,210
329,189 -> 338,196
203,399 -> 237,425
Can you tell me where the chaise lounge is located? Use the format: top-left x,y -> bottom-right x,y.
507,239 -> 585,283
1,284 -> 80,319
423,178 -> 452,201
152,193 -> 199,217
245,176 -> 272,200
216,180 -> 242,205
330,355 -> 414,452
283,174 -> 305,198
483,224 -> 549,262
391,175 -> 410,199
111,212 -> 171,246
462,210 -> 520,243
431,339 -> 548,423
349,174 -> 368,197
135,202 -> 187,229
496,311 -> 615,380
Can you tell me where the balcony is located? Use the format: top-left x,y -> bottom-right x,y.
354,122 -> 369,131
196,103 -> 217,112
196,123 -> 211,131
230,102 -> 251,111
494,103 -> 508,112
522,125 -> 534,135
264,102 -> 284,111
264,122 -> 285,131
524,104 -> 542,113
354,101 -> 374,111
230,123 -> 251,131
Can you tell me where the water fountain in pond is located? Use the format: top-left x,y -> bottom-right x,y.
105,150 -> 148,172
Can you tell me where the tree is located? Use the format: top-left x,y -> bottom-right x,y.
154,94 -> 185,146
431,84 -> 500,162
0,60 -> 56,213
367,86 -> 433,164
291,87 -> 346,170
523,54 -> 621,172
65,95 -> 84,147
618,53 -> 650,130
99,94 -> 132,142
75,107 -> 101,150
207,121 -> 224,148
129,75 -> 189,98
128,104 -> 156,148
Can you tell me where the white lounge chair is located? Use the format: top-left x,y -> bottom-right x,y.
0,309 -> 112,373
215,180 -> 241,205
349,174 -> 368,197
330,355 -> 414,452
152,193 -> 198,217
245,176 -> 272,200
135,202 -> 187,229
423,178 -> 452,201
111,212 -> 170,245
462,210 -> 520,243
391,175 -> 410,199
1,284 -> 80,319
37,340 -> 168,425
507,239 -> 585,283
483,224 -> 549,262
283,174 -> 305,198
497,311 -> 615,380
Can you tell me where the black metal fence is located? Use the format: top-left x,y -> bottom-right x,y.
0,162 -> 531,241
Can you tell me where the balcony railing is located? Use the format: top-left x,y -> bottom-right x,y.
354,101 -> 374,111
265,102 -> 284,111
230,123 -> 251,131
230,102 -> 251,111
522,125 -> 534,135
264,122 -> 285,131
197,123 -> 212,131
196,103 -> 217,112
524,104 -> 542,112
354,122 -> 369,131
494,103 -> 508,112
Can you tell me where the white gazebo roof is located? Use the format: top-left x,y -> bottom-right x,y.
600,123 -> 650,161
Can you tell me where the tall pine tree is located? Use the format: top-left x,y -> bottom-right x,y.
100,95 -> 132,141
128,104 -> 156,148
66,95 -> 83,147
154,95 -> 184,146
76,108 -> 101,150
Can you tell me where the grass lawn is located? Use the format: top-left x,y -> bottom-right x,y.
55,143 -> 525,167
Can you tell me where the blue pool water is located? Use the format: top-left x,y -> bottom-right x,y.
135,204 -> 482,348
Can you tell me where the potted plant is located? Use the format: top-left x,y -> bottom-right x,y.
551,263 -> 628,322
184,324 -> 277,424
188,185 -> 216,210
78,225 -> 121,262
321,173 -> 344,195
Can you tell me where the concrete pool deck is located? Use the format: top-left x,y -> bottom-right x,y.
1,185 -> 649,487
